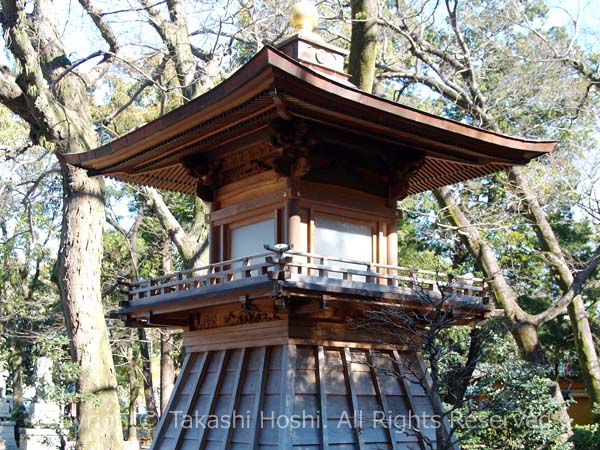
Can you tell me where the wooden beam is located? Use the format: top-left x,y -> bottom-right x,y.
277,344 -> 297,448
391,350 -> 427,450
248,346 -> 269,450
198,350 -> 230,448
414,352 -> 460,450
173,352 -> 210,450
223,348 -> 249,448
148,353 -> 193,450
367,351 -> 400,450
343,348 -> 367,450
316,346 -> 330,449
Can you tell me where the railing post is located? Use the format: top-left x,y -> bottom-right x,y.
366,264 -> 373,284
482,279 -> 492,305
264,243 -> 292,281
209,265 -> 217,285
243,257 -> 251,279
161,276 -> 168,296
408,268 -> 417,289
319,257 -> 328,279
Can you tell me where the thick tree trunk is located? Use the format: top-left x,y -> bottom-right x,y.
510,166 -> 600,422
57,163 -> 123,449
0,2 -> 124,448
348,0 -> 379,92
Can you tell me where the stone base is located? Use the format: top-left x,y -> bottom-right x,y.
19,427 -> 61,450
0,399 -> 11,421
28,402 -> 60,427
0,422 -> 18,450
123,440 -> 140,450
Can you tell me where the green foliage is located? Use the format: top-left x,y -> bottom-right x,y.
452,331 -> 571,449
570,424 -> 600,450
419,317 -> 571,449
398,193 -> 454,272
32,334 -> 80,405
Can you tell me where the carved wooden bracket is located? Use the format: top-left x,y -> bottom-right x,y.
183,159 -> 223,202
388,153 -> 426,201
270,118 -> 315,178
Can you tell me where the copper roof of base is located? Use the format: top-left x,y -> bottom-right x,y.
62,45 -> 554,195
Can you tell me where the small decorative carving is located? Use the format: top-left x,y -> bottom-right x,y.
224,311 -> 281,326
220,142 -> 275,171
196,314 -> 218,330
223,160 -> 264,185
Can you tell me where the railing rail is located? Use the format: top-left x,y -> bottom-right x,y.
120,245 -> 490,304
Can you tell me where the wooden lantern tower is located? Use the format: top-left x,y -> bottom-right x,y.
64,4 -> 553,449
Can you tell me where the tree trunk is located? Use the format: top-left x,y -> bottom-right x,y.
137,328 -> 159,426
348,0 -> 379,92
443,328 -> 482,406
126,338 -> 139,443
160,236 -> 177,414
160,331 -> 177,414
144,187 -> 209,269
568,299 -> 600,422
433,186 -> 571,428
433,186 -> 549,363
125,211 -> 159,427
9,341 -> 25,445
0,2 -> 125,447
510,166 -> 600,422
58,163 -> 124,449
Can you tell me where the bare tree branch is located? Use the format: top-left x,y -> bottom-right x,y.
533,245 -> 600,324
78,0 -> 119,60
96,54 -> 169,127
0,66 -> 34,123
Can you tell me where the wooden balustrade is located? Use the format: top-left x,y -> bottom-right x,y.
120,247 -> 490,304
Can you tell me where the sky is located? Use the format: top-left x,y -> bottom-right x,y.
1,0 -> 598,67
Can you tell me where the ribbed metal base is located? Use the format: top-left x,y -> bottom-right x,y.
151,344 -> 441,450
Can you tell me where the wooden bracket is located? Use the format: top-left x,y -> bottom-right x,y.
240,295 -> 252,311
183,159 -> 223,202
387,153 -> 426,202
274,295 -> 288,310
320,297 -> 329,311
270,118 -> 314,178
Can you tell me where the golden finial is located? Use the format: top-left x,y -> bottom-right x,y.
290,0 -> 319,33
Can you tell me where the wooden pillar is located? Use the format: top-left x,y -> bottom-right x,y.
287,199 -> 302,248
208,203 -> 217,264
387,221 -> 398,267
